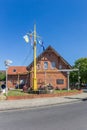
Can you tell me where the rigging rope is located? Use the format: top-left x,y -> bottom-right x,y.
21,46 -> 33,66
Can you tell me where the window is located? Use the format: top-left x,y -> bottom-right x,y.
44,62 -> 48,69
56,79 -> 64,84
37,64 -> 41,69
51,62 -> 56,69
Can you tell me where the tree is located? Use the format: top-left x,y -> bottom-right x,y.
0,72 -> 6,81
70,58 -> 87,87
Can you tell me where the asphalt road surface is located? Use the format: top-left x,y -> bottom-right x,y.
0,101 -> 87,130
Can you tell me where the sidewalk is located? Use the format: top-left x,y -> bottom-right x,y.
0,92 -> 87,111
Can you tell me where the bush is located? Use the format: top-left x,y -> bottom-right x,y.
62,88 -> 67,90
55,87 -> 60,90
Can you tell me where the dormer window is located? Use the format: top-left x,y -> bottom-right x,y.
13,69 -> 16,72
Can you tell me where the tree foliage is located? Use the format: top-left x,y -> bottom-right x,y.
70,58 -> 87,85
0,72 -> 6,81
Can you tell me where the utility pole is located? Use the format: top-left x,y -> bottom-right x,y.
67,71 -> 70,91
18,72 -> 20,89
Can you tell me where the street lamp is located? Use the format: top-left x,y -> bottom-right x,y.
4,59 -> 12,95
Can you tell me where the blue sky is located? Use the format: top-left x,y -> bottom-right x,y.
0,0 -> 87,70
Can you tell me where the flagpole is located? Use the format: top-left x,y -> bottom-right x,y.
33,24 -> 37,91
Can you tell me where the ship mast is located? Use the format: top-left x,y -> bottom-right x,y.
33,24 -> 37,91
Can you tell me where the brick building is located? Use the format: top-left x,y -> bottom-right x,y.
7,66 -> 29,88
27,46 -> 72,89
7,46 -> 72,89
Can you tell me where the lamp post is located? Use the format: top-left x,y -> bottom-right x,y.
4,59 -> 12,95
78,63 -> 80,89
78,73 -> 81,89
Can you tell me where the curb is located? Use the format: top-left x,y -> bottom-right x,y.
0,95 -> 84,112
6,91 -> 82,100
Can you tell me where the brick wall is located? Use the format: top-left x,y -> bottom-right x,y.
29,50 -> 70,89
7,74 -> 28,88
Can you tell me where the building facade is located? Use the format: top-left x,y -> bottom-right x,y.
27,46 -> 72,89
7,66 -> 29,88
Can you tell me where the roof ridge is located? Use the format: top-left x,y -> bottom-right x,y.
27,45 -> 72,69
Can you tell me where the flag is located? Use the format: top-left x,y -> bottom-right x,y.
38,40 -> 45,51
23,35 -> 29,43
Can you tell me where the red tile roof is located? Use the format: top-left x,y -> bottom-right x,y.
8,66 -> 28,75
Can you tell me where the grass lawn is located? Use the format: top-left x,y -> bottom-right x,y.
54,89 -> 78,93
7,89 -> 79,97
7,89 -> 29,96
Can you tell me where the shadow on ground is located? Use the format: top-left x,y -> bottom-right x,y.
65,97 -> 87,101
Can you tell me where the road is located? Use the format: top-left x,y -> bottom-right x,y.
0,101 -> 87,130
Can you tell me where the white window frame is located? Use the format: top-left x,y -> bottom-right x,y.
51,61 -> 56,69
44,62 -> 48,69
